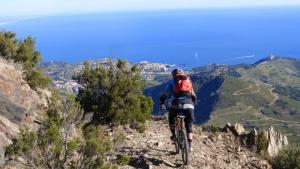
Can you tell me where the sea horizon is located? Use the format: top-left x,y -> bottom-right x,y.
1,7 -> 300,67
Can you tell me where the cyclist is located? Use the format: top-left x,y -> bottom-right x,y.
160,68 -> 196,151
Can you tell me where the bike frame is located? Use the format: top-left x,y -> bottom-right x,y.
176,115 -> 185,131
174,114 -> 189,165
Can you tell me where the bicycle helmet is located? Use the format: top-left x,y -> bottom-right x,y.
172,68 -> 183,75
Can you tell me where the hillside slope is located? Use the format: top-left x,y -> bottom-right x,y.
117,120 -> 271,169
210,57 -> 300,143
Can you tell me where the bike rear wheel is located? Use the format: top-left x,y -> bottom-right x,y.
179,131 -> 189,165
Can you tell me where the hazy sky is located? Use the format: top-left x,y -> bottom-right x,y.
1,0 -> 300,16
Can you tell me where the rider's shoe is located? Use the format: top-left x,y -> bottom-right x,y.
170,135 -> 176,142
188,146 -> 193,152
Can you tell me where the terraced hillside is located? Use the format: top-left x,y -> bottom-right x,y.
206,57 -> 300,144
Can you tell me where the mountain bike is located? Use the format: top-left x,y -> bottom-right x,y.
174,114 -> 189,166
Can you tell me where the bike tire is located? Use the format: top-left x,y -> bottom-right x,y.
180,131 -> 189,165
174,127 -> 180,154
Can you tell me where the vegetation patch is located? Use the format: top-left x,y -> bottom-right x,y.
271,145 -> 300,169
202,124 -> 220,133
257,131 -> 268,155
73,60 -> 153,125
275,85 -> 300,101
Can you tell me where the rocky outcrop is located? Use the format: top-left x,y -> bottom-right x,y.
0,59 -> 49,165
223,123 -> 245,136
223,123 -> 288,157
265,126 -> 288,157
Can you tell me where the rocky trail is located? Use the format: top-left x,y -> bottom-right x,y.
118,120 -> 271,169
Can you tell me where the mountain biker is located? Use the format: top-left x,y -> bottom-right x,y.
160,68 -> 196,151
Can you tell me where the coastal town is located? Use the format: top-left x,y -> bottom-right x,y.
42,58 -> 176,93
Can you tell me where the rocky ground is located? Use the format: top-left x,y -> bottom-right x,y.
117,120 -> 271,169
0,59 -> 50,166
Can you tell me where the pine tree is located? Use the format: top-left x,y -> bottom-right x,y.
0,31 -> 50,90
74,59 -> 153,125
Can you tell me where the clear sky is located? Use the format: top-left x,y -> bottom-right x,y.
1,0 -> 300,16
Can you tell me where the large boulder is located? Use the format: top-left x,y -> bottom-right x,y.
0,59 -> 49,165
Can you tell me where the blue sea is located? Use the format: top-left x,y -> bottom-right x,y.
1,7 -> 300,67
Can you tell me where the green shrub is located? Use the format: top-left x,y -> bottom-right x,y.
257,131 -> 268,154
130,122 -> 147,133
5,128 -> 37,159
80,124 -> 112,168
82,125 -> 112,155
74,60 -> 153,125
202,124 -> 219,133
137,123 -> 147,133
271,146 -> 300,169
0,31 -> 50,90
116,153 -> 130,166
25,68 -> 51,90
4,92 -> 117,169
15,128 -> 37,153
67,138 -> 79,151
5,145 -> 15,158
0,32 -> 17,59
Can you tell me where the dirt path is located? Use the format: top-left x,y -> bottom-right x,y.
233,83 -> 260,96
268,88 -> 279,106
219,106 -> 252,116
243,109 -> 300,125
120,120 -> 271,169
228,81 -> 293,125
213,82 -> 261,116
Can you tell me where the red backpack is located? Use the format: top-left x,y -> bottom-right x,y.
174,73 -> 193,97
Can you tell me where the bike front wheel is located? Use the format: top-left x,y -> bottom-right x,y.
174,128 -> 180,154
179,131 -> 189,165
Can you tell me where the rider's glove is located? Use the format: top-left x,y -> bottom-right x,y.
160,95 -> 167,105
191,95 -> 197,104
160,104 -> 166,111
